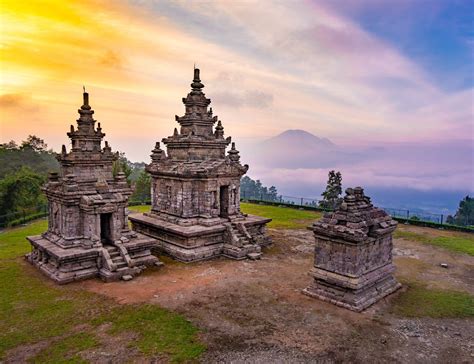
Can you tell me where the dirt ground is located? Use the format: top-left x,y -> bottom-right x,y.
77,226 -> 474,363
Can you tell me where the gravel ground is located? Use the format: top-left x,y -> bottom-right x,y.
79,227 -> 474,363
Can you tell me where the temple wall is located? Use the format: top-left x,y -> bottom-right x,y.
180,124 -> 213,137
167,146 -> 225,160
61,163 -> 113,181
82,213 -> 98,241
151,175 -> 242,219
314,235 -> 394,277
152,178 -> 183,216
62,206 -> 81,239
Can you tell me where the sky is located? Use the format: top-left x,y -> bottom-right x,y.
0,0 -> 473,196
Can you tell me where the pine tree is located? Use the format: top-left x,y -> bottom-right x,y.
447,195 -> 474,226
319,170 -> 342,210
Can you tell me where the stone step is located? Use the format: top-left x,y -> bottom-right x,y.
247,252 -> 262,260
116,262 -> 128,268
122,274 -> 133,281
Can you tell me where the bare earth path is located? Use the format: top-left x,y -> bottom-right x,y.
78,228 -> 474,363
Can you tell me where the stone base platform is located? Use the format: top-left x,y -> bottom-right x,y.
129,213 -> 271,262
26,232 -> 160,284
303,264 -> 402,312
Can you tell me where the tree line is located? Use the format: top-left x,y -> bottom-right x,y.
1,136 -> 472,227
0,136 -> 150,218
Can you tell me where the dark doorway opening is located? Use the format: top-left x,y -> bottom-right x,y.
219,186 -> 229,218
100,213 -> 113,244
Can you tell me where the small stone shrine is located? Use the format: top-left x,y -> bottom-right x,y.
129,68 -> 271,262
26,91 -> 160,284
303,187 -> 401,311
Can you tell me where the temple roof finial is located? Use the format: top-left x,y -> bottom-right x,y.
81,86 -> 91,110
191,66 -> 204,92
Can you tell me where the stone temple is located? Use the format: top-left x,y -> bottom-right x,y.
130,68 -> 271,262
26,91 -> 160,284
303,187 -> 401,311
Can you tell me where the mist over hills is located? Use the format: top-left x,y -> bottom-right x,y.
240,129 -> 473,215
251,129 -> 382,169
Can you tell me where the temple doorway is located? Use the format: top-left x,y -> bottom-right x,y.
100,213 -> 113,243
219,186 -> 229,218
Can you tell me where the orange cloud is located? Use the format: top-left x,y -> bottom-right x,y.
0,0 -> 471,167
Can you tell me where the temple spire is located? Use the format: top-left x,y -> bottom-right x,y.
191,67 -> 204,93
81,86 -> 91,111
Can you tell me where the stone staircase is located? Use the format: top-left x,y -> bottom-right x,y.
105,245 -> 128,270
231,223 -> 251,245
99,244 -> 141,282
222,223 -> 262,260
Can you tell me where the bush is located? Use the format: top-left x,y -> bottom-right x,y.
7,212 -> 48,227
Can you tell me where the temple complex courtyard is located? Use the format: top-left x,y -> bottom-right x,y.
1,203 -> 473,363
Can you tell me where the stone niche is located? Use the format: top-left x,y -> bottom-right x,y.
303,187 -> 401,311
26,91 -> 161,284
130,68 -> 271,262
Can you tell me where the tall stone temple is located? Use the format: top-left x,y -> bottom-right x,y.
303,187 -> 401,311
26,91 -> 160,284
130,68 -> 271,262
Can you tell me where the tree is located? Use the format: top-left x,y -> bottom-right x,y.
113,152 -> 133,184
268,186 -> 278,201
319,170 -> 342,210
129,161 -> 147,182
0,140 -> 18,150
20,135 -> 48,152
240,176 -> 280,201
0,167 -> 47,215
0,136 -> 59,179
131,169 -> 151,203
446,195 -> 474,226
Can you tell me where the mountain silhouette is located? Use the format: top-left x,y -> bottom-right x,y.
262,129 -> 335,150
249,129 -> 361,169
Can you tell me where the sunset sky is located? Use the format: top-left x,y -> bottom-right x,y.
1,0 -> 473,196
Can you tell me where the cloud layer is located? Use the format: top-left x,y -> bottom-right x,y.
0,0 -> 472,192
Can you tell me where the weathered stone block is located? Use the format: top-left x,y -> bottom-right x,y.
304,187 -> 401,312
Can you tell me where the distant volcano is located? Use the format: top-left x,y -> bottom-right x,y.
262,129 -> 335,150
251,129 -> 356,169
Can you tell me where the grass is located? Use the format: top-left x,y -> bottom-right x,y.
128,204 -> 151,214
129,202 -> 322,229
32,332 -> 99,364
394,230 -> 474,256
241,202 -> 322,229
2,204 -> 472,361
392,282 -> 474,318
0,222 -> 205,362
96,305 -> 204,362
0,219 -> 48,259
